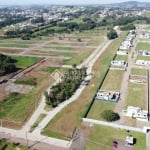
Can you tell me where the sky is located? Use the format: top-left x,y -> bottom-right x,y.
0,0 -> 150,5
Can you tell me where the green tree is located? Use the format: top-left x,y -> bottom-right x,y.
101,110 -> 119,122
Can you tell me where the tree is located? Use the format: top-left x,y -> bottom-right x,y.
107,30 -> 118,40
101,110 -> 119,122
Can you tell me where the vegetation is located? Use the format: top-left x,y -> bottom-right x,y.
86,124 -> 146,150
0,54 -> 17,76
136,42 -> 150,50
12,56 -> 41,69
15,78 -> 37,86
120,23 -> 136,31
101,110 -> 119,121
107,29 -> 118,40
45,68 -> 86,107
0,141 -> 27,150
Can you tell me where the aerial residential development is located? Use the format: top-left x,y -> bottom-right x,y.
0,0 -> 150,150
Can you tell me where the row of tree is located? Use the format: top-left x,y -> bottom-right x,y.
44,68 -> 86,107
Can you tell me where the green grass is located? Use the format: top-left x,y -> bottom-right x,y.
12,56 -> 41,69
136,42 -> 150,50
87,101 -> 115,120
30,113 -> 46,132
131,68 -> 147,76
125,83 -> 147,109
0,93 -> 37,121
137,55 -> 150,61
115,55 -> 128,61
86,125 -> 146,150
15,78 -> 37,86
44,46 -> 76,51
41,67 -> 60,73
101,69 -> 124,91
0,43 -> 30,48
0,141 -> 27,150
64,48 -> 94,65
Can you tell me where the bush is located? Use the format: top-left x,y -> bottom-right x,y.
101,110 -> 119,122
107,29 -> 118,40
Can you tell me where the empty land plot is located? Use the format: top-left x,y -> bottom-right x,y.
64,48 -> 95,65
0,43 -> 31,48
86,124 -> 146,150
42,31 -> 127,139
0,74 -> 55,128
44,45 -> 76,51
0,48 -> 24,54
87,100 -> 115,120
137,55 -> 150,61
29,50 -> 73,58
115,55 -> 128,61
131,68 -> 147,76
88,37 -> 105,46
12,56 -> 42,69
125,83 -> 147,109
136,42 -> 150,50
101,70 -> 124,91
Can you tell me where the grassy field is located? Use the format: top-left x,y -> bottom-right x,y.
0,75 -> 55,128
101,69 -> 124,91
115,55 -> 128,61
64,48 -> 95,65
86,125 -> 146,150
131,68 -> 147,76
87,100 -> 115,120
0,141 -> 27,150
12,56 -> 41,68
125,83 -> 147,109
136,42 -> 150,50
41,67 -> 60,73
0,43 -> 31,48
137,55 -> 150,61
44,45 -> 76,51
42,31 -> 127,139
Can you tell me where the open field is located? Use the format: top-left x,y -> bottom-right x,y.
0,48 -> 24,54
136,42 -> 150,50
101,69 -> 124,91
42,31 -> 127,139
131,68 -> 147,76
0,141 -> 27,150
125,83 -> 147,109
137,55 -> 150,61
0,43 -> 31,48
87,100 -> 115,120
86,124 -> 146,150
12,56 -> 42,69
115,55 -> 128,61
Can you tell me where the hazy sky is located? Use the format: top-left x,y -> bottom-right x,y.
0,0 -> 150,5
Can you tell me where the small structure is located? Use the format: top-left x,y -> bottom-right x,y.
95,90 -> 120,103
138,50 -> 150,56
123,106 -> 148,121
136,60 -> 150,66
129,75 -> 147,84
125,135 -> 134,146
111,60 -> 127,69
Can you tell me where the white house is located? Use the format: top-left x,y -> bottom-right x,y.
111,60 -> 127,68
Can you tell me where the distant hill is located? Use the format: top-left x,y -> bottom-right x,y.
103,1 -> 150,8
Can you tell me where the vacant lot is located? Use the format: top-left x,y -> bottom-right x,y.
115,55 -> 128,61
131,68 -> 147,76
86,124 -> 146,150
136,42 -> 150,50
101,69 -> 124,91
125,83 -> 147,109
12,56 -> 42,68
